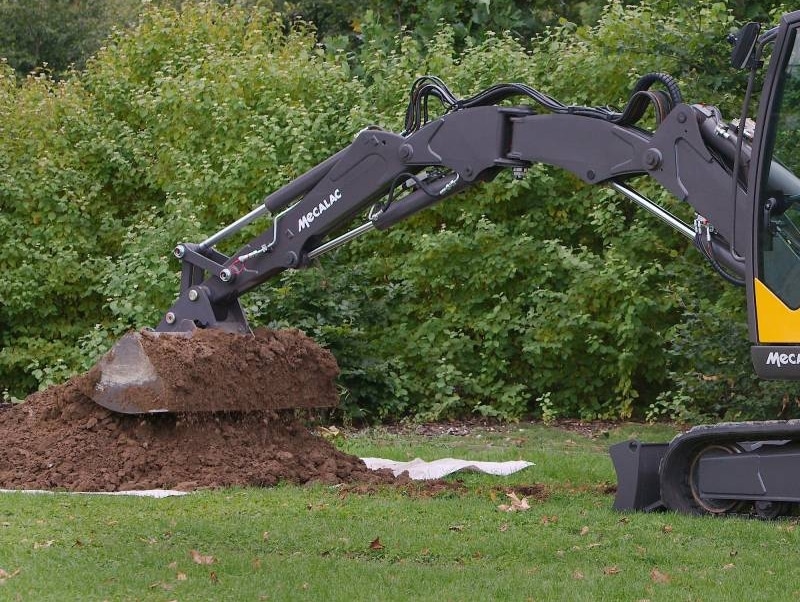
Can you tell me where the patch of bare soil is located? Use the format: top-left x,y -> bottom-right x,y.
0,328 -> 395,492
337,478 -> 469,499
493,483 -> 551,503
379,418 -> 617,439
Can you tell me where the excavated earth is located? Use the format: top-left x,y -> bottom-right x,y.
0,328 -> 396,492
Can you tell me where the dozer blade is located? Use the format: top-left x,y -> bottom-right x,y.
80,328 -> 341,414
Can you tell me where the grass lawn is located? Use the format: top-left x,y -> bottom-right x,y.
2,421 -> 799,601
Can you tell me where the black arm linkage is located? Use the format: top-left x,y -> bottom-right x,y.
157,101 -> 743,333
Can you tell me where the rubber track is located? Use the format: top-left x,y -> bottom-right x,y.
659,419 -> 800,514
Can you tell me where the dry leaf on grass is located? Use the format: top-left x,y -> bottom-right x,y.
603,565 -> 621,575
650,568 -> 670,584
0,568 -> 21,583
369,537 -> 384,550
498,492 -> 530,512
189,549 -> 215,565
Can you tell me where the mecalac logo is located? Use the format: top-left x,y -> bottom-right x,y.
766,351 -> 800,367
298,189 -> 342,232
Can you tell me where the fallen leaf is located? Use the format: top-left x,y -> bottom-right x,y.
449,524 -> 465,532
210,571 -> 218,583
316,425 -> 342,441
650,568 -> 670,584
0,568 -> 21,584
723,563 -> 735,570
369,537 -> 384,550
661,524 -> 673,534
262,531 -> 270,542
33,540 -> 54,549
580,526 -> 590,536
603,565 -> 621,575
499,523 -> 509,532
176,572 -> 188,581
189,549 -> 215,565
252,557 -> 262,569
498,492 -> 530,512
573,570 -> 585,580
168,561 -> 178,569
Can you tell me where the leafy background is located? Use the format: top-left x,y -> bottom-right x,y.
2,0 -> 799,423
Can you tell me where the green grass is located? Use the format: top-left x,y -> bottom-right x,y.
2,422 -> 800,601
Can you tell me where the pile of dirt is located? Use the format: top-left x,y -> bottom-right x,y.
0,328 -> 395,492
82,327 -> 342,413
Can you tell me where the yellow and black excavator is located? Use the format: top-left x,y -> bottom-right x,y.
82,11 -> 800,517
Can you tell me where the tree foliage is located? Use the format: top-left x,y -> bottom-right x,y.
2,1 -> 800,423
0,0 -> 140,76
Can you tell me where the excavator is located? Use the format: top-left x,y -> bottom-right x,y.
82,10 -> 800,517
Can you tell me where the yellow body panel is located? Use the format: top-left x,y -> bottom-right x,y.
755,278 -> 800,343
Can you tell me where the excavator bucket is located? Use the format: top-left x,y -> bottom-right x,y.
80,328 -> 341,414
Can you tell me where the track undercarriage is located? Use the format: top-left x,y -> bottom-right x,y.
611,420 -> 800,518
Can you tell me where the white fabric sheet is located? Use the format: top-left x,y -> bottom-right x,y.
361,457 -> 534,480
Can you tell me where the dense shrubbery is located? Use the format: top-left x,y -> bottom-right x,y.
3,1 -> 800,422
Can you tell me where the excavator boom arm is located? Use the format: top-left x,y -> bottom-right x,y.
159,93 -> 746,335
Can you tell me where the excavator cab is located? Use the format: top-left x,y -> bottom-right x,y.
749,11 -> 800,376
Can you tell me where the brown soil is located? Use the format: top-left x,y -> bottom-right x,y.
80,327 -> 341,413
0,328 -> 395,492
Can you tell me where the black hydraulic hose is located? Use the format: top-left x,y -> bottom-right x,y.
402,72 -> 684,135
631,72 -> 683,105
693,233 -> 746,287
